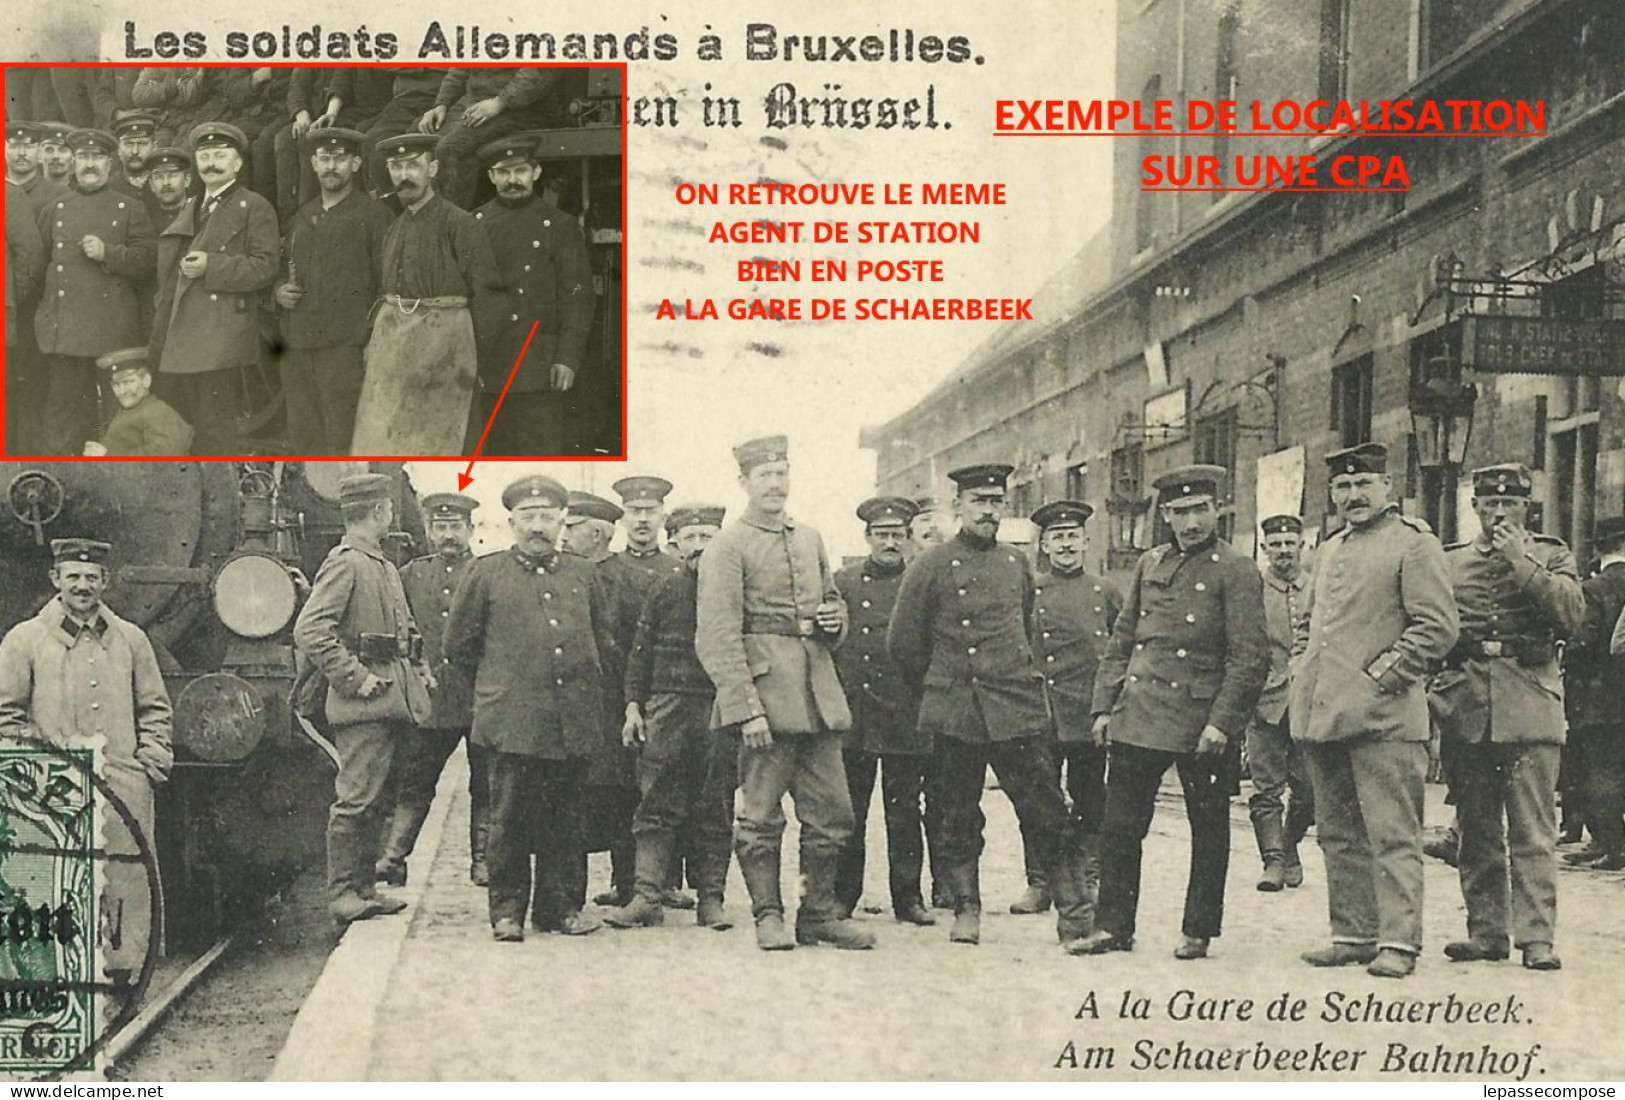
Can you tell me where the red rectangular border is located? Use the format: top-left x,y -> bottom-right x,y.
1,60 -> 629,465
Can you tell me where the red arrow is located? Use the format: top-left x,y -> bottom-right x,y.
460,320 -> 539,490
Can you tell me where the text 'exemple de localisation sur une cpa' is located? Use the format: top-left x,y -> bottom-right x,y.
655,180 -> 1033,324
995,96 -> 1547,194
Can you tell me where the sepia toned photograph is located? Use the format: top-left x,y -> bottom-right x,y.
4,63 -> 626,460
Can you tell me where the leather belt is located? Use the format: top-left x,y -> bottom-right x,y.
382,294 -> 468,313
743,615 -> 818,638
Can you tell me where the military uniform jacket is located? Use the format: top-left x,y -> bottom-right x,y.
833,557 -> 928,755
472,196 -> 595,392
293,539 -> 432,729
695,510 -> 852,734
1290,507 -> 1459,744
888,530 -> 1050,743
586,552 -> 651,787
625,566 -> 713,703
151,181 -> 279,375
101,395 -> 192,455
1428,535 -> 1582,746
398,550 -> 477,729
1033,568 -> 1122,741
445,547 -> 618,760
1091,537 -> 1268,753
1257,568 -> 1309,725
33,186 -> 155,357
1566,562 -> 1625,734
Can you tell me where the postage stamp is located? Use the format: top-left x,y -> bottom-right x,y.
0,744 -> 157,1079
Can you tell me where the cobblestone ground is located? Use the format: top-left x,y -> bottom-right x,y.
359,763 -> 1625,1081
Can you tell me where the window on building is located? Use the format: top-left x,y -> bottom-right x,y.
1106,444 -> 1149,569
1318,0 -> 1350,102
1213,4 -> 1240,200
1136,74 -> 1162,253
1330,355 -> 1374,447
1066,461 -> 1089,501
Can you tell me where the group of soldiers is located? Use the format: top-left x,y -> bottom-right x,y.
4,65 -> 601,458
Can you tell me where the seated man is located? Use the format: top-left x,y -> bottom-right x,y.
84,348 -> 192,456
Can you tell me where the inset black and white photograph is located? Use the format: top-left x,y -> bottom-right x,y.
4,64 -> 625,459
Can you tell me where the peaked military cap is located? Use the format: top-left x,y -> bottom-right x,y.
1260,513 -> 1304,536
1031,500 -> 1094,530
189,122 -> 248,153
112,111 -> 159,138
303,126 -> 366,156
667,503 -> 726,534
380,132 -> 438,162
1325,442 -> 1387,476
95,347 -> 151,374
1154,464 -> 1227,506
51,538 -> 111,565
948,463 -> 1014,491
566,491 -> 623,524
732,434 -> 789,474
4,120 -> 42,142
1471,462 -> 1533,499
477,131 -> 541,168
421,492 -> 478,520
857,496 -> 920,527
36,121 -> 72,145
501,474 -> 568,511
914,495 -> 943,513
66,129 -> 117,156
612,476 -> 674,505
147,145 -> 192,172
338,473 -> 393,507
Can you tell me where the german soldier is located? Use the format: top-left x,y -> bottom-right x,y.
832,496 -> 935,927
1249,513 -> 1316,891
292,474 -> 433,927
1429,463 -> 1582,970
888,464 -> 1093,950
1564,516 -> 1625,870
1293,443 -> 1459,979
606,504 -> 737,931
1071,466 -> 1269,959
446,474 -> 617,941
696,435 -> 871,951
378,492 -> 489,887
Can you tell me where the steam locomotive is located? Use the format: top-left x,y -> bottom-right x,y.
0,460 -> 423,946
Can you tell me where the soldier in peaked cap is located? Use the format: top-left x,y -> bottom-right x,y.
607,503 -> 739,931
1247,512 -> 1316,892
351,131 -> 499,454
7,119 -> 67,206
34,127 -> 157,455
446,472 -> 619,941
150,120 -> 278,455
83,347 -> 192,456
378,492 -> 490,888
471,131 -> 595,456
1073,467 -> 1268,960
889,464 -> 1095,951
144,146 -> 193,225
910,496 -> 950,554
1428,463 -> 1582,971
696,435 -> 873,950
293,474 -> 433,927
36,121 -> 73,190
831,496 -> 938,927
0,535 -> 172,984
1292,443 -> 1458,979
275,126 -> 393,455
1006,501 -> 1123,917
111,111 -> 159,199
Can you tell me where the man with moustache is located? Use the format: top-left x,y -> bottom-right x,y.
697,435 -> 871,951
1428,464 -> 1581,971
607,504 -> 738,931
1011,501 -> 1121,915
352,133 -> 499,455
6,120 -> 67,207
1293,443 -> 1458,979
416,67 -> 575,209
470,134 -> 594,456
910,497 -> 950,554
144,146 -> 193,227
377,493 -> 490,887
111,112 -> 158,203
832,496 -> 936,926
150,122 -> 279,455
33,128 -> 156,455
273,127 -> 392,455
1248,514 -> 1316,892
446,474 -> 619,942
1070,467 -> 1269,959
888,464 -> 1093,951
36,122 -> 74,193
